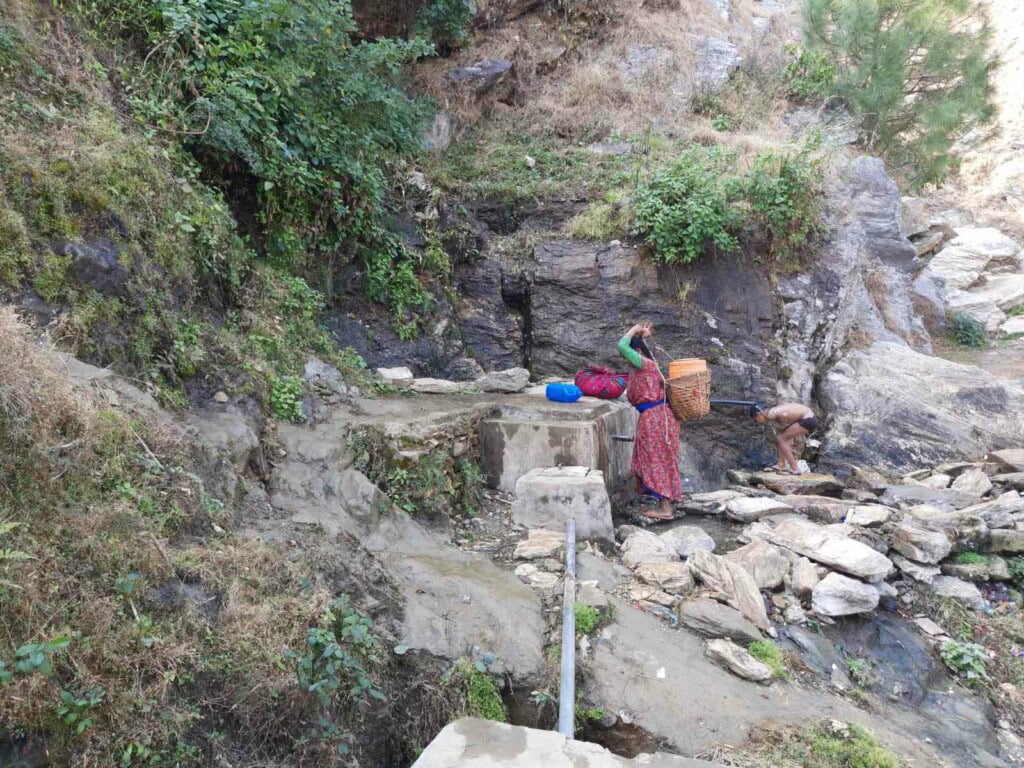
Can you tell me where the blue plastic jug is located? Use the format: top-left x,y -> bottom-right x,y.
546,383 -> 582,403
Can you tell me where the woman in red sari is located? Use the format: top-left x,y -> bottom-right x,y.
618,322 -> 683,521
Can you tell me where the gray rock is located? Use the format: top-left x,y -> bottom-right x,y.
993,472 -> 1024,491
900,197 -> 931,238
891,521 -> 953,564
304,357 -> 347,396
513,529 -> 565,560
990,529 -> 1024,553
377,366 -> 414,387
577,580 -> 609,609
423,111 -> 452,152
747,472 -> 843,498
706,639 -> 772,683
449,58 -> 513,90
659,526 -> 716,558
474,367 -> 530,393
693,37 -> 740,90
514,563 -> 560,591
845,506 -> 894,527
185,409 -> 259,504
921,227 -> 1020,292
820,343 -> 1024,474
763,518 -> 894,583
891,554 -> 942,584
931,575 -> 985,609
791,557 -> 821,598
410,377 -> 465,394
587,142 -> 632,157
812,573 -> 880,617
725,541 -> 791,590
991,449 -> 1024,473
679,598 -> 763,643
880,484 -> 982,512
59,238 -> 129,296
635,562 -> 695,593
850,466 -> 891,493
951,468 -> 994,497
724,496 -> 794,523
512,466 -> 613,543
688,550 -> 771,630
919,473 -> 953,489
622,529 -> 677,570
775,495 -> 856,523
942,556 -> 1010,582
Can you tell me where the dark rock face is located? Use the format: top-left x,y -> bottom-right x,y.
449,58 -> 513,90
58,238 -> 129,296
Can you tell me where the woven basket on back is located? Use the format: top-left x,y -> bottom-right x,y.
666,368 -> 711,422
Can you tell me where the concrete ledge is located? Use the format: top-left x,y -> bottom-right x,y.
512,467 -> 614,542
413,718 -> 720,768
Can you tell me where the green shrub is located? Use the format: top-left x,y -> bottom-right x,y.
953,551 -> 985,565
634,145 -> 744,264
1008,557 -> 1024,589
448,659 -> 507,722
940,639 -> 989,685
748,639 -> 787,679
415,0 -> 475,54
270,375 -> 305,422
745,146 -> 824,261
951,312 -> 988,347
801,0 -> 993,185
711,114 -> 734,132
783,45 -> 836,101
805,723 -> 901,768
574,603 -> 601,635
845,657 -> 878,688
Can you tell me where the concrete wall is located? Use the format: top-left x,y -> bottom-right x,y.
479,398 -> 635,496
413,719 -> 719,768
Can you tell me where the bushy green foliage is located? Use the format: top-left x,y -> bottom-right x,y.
634,144 -> 823,264
953,551 -> 985,565
1008,557 -> 1024,590
574,602 -> 601,635
634,146 -> 744,264
940,639 -> 989,684
415,0 -> 476,54
801,0 -> 993,185
745,146 -> 824,260
951,312 -> 989,347
270,375 -> 306,422
748,640 -> 787,679
805,723 -> 901,768
845,657 -> 878,688
74,0 -> 433,320
448,658 -> 507,722
783,45 -> 836,101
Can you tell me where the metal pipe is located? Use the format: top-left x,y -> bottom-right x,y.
709,398 -> 759,407
558,519 -> 577,738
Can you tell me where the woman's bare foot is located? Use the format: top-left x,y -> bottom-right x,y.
763,464 -> 786,472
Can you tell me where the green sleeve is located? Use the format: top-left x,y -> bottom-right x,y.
617,335 -> 643,369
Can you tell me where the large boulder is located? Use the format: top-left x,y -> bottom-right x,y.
725,541 -> 791,590
990,529 -> 1024,554
812,573 -> 880,617
775,495 -> 858,523
790,557 -> 822,598
659,526 -> 716,558
688,550 -> 771,630
621,530 -> 677,570
991,449 -> 1024,473
880,484 -> 982,512
921,227 -> 1020,291
820,342 -> 1024,473
511,466 -> 613,543
679,598 -> 763,643
747,472 -> 843,497
892,554 -> 942,584
891,521 -> 953,564
475,367 -> 530,393
931,575 -> 985,609
762,518 -> 894,583
706,639 -> 773,683
635,562 -> 695,593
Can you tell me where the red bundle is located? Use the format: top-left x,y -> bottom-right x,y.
574,366 -> 628,399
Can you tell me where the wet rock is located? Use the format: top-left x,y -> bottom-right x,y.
449,58 -> 513,90
512,466 -> 613,543
880,484 -> 981,512
376,366 -> 414,387
845,506 -> 894,527
410,377 -> 466,394
58,238 -> 129,296
514,530 -> 565,560
763,518 -> 894,583
659,526 -> 716,558
951,468 -> 994,496
931,575 -> 985,609
812,573 -> 880,617
990,529 -> 1024,554
621,530 -> 677,570
634,562 -> 695,593
706,639 -> 772,683
892,554 -> 942,584
791,557 -> 821,599
991,449 -> 1024,473
724,496 -> 794,523
679,599 -> 763,643
820,343 -> 1024,474
748,472 -> 843,497
474,367 -> 530,393
688,550 -> 771,630
891,521 -> 953,564
725,541 -> 791,590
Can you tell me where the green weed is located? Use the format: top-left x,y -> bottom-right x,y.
270,376 -> 306,423
953,551 -> 985,565
940,640 -> 989,685
748,639 -> 787,679
574,603 -> 601,636
950,312 -> 988,348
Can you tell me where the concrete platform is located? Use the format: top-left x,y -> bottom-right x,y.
413,718 -> 719,768
512,466 -> 614,542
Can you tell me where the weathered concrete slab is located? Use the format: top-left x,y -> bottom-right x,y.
512,466 -> 614,542
481,397 -> 634,495
413,718 -> 719,767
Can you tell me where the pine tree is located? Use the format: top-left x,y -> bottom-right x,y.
802,0 -> 994,185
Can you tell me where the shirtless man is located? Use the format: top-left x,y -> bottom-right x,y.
749,402 -> 819,475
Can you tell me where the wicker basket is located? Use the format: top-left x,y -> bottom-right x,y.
666,365 -> 711,422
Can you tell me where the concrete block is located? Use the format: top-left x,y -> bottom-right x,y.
413,718 -> 720,768
512,467 -> 613,542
